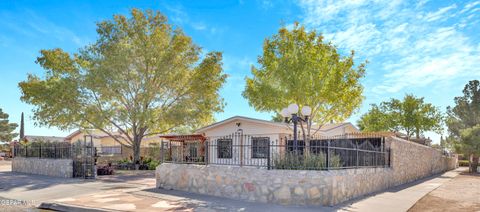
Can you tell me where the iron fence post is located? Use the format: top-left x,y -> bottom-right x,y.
356,140 -> 359,168
267,139 -> 271,170
326,139 -> 330,170
205,140 -> 209,165
160,141 -> 164,164
54,145 -> 57,159
388,149 -> 391,167
39,143 -> 42,158
25,145 -> 27,157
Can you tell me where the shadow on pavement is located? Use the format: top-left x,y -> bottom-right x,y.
333,168 -> 464,211
0,171 -> 90,192
140,187 -> 334,212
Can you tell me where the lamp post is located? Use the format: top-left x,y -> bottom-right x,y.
281,104 -> 311,154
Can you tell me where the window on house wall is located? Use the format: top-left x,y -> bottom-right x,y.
217,139 -> 232,158
252,137 -> 269,158
309,140 -> 327,155
188,143 -> 198,158
286,140 -> 305,155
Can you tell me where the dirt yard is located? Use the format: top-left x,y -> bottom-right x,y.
409,171 -> 480,212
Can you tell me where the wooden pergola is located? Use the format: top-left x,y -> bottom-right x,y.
158,134 -> 207,142
158,134 -> 207,163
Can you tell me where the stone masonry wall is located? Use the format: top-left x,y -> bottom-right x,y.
156,136 -> 458,206
12,157 -> 73,178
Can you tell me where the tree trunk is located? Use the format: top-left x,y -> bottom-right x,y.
470,154 -> 479,173
133,138 -> 141,170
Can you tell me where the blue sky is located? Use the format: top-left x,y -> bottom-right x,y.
0,0 -> 479,143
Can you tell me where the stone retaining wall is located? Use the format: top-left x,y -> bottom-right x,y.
12,157 -> 73,178
156,136 -> 458,206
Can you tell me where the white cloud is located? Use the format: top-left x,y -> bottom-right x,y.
0,10 -> 86,46
191,22 -> 207,31
297,0 -> 480,94
423,4 -> 457,22
165,4 -> 222,35
460,0 -> 480,14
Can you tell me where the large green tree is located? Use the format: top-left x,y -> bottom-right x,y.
446,80 -> 480,172
0,108 -> 18,142
19,9 -> 227,165
243,23 -> 366,137
446,80 -> 480,136
358,94 -> 443,139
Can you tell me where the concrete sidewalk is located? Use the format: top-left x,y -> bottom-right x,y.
336,167 -> 464,212
1,160 -> 464,212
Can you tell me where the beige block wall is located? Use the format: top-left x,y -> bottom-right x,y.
12,157 -> 73,178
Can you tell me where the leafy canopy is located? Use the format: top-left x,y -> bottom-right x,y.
19,9 -> 227,161
0,108 -> 18,142
358,94 -> 443,139
446,80 -> 480,161
356,104 -> 391,132
446,80 -> 480,137
243,23 -> 366,135
459,125 -> 480,156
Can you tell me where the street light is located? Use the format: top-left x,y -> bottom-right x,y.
281,103 -> 311,153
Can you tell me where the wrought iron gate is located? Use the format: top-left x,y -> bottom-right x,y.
72,135 -> 96,179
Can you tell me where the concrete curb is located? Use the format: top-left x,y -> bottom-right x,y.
38,202 -> 116,212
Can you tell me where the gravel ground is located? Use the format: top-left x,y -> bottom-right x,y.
409,171 -> 480,212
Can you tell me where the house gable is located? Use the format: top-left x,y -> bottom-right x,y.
195,116 -> 359,137
195,116 -> 290,137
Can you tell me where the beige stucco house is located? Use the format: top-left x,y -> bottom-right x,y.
191,116 -> 359,166
62,116 -> 359,162
196,116 -> 358,137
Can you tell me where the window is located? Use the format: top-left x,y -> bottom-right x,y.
188,143 -> 198,158
217,139 -> 232,158
252,137 -> 269,158
286,140 -> 305,155
309,140 -> 327,155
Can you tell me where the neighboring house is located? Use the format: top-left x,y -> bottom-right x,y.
65,129 -> 162,155
23,135 -> 66,143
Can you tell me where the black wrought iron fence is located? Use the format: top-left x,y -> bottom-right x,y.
161,133 -> 391,170
13,142 -> 72,159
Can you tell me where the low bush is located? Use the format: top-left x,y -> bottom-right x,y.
139,164 -> 149,170
272,152 -> 341,170
147,160 -> 160,170
458,160 -> 470,167
97,165 -> 114,175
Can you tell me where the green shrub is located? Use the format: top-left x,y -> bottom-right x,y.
142,157 -> 152,164
458,160 -> 469,167
148,160 -> 160,170
272,152 -> 341,170
118,158 -> 131,164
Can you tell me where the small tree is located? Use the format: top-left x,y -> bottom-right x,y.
243,23 -> 366,138
19,9 -> 227,167
0,108 -> 18,142
357,104 -> 391,132
459,125 -> 480,172
358,94 -> 443,139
